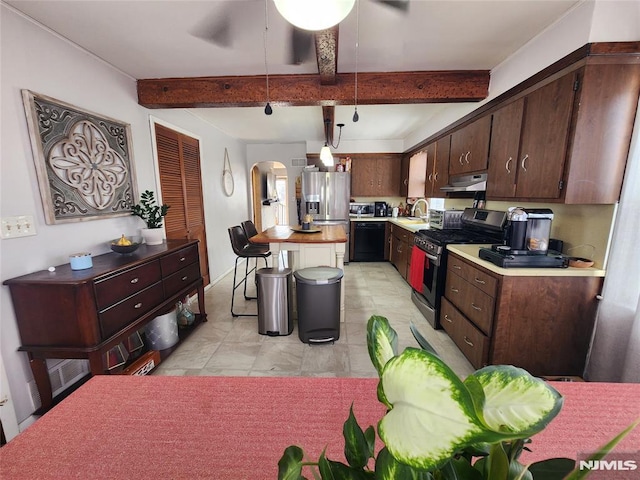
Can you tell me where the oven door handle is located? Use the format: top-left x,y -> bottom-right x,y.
425,253 -> 438,263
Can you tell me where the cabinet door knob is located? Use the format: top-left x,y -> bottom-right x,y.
506,157 -> 512,173
130,278 -> 139,284
521,154 -> 529,172
403,179 -> 408,186
459,154 -> 464,166
180,257 -> 186,262
471,303 -> 482,311
134,302 -> 143,309
464,151 -> 470,164
450,287 -> 459,293
463,336 -> 474,347
452,264 -> 462,270
444,315 -> 453,323
474,277 -> 486,285
181,276 -> 188,281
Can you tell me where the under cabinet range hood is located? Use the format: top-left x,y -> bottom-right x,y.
440,173 -> 487,192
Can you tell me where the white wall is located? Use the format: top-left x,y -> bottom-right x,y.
403,0 -> 639,150
0,6 -> 249,430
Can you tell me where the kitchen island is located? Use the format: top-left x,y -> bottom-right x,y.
251,225 -> 347,322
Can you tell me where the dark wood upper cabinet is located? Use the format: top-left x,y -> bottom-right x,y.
407,43 -> 640,204
432,135 -> 451,196
449,115 -> 492,176
487,99 -> 524,198
486,61 -> 640,203
515,72 -> 576,199
349,153 -> 402,197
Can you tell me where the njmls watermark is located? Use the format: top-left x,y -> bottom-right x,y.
577,452 -> 640,479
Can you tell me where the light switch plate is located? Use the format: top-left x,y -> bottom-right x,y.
1,215 -> 37,238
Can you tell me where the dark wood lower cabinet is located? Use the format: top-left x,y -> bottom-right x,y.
4,239 -> 207,412
444,253 -> 602,376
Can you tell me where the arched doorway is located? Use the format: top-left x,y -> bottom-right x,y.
250,161 -> 288,232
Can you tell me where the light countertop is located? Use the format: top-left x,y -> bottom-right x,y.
350,216 -> 429,233
448,244 -> 606,277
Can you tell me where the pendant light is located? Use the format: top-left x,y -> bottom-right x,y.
274,0 -> 355,31
263,0 -> 273,115
352,0 -> 360,122
320,118 -> 344,167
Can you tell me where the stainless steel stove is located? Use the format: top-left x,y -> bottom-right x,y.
411,208 -> 506,329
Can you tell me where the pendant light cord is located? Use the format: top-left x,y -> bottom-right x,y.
353,0 -> 360,122
263,0 -> 273,115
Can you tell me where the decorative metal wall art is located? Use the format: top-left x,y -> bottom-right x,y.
22,90 -> 138,224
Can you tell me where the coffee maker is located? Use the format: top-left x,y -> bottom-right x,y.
374,202 -> 388,217
479,207 -> 566,268
504,207 -> 554,254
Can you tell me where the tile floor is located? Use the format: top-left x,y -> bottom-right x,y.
153,261 -> 474,379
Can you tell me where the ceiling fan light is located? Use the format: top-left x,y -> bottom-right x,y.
320,145 -> 334,166
274,0 -> 355,31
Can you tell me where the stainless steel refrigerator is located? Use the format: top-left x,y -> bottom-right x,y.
301,171 -> 351,261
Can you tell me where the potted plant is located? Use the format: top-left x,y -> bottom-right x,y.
131,190 -> 170,245
278,316 -> 638,479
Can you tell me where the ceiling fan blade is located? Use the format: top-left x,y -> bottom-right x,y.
190,9 -> 233,47
289,27 -> 314,65
374,0 -> 410,13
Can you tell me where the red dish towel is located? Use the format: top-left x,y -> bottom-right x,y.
409,245 -> 428,292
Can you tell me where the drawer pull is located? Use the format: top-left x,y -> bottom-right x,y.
463,336 -> 474,347
444,315 -> 453,323
180,257 -> 186,262
181,276 -> 188,281
452,264 -> 462,270
474,277 -> 486,285
130,278 -> 139,284
450,287 -> 459,293
134,302 -> 143,309
471,303 -> 482,311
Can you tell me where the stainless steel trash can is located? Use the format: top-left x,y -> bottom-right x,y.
294,266 -> 343,344
256,268 -> 293,336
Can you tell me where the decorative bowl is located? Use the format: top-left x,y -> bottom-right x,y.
110,236 -> 142,254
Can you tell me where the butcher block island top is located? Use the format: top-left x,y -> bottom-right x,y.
250,224 -> 347,244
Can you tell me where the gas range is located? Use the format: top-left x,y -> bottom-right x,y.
414,208 -> 507,256
411,208 -> 507,331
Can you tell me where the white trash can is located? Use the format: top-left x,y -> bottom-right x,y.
144,309 -> 179,350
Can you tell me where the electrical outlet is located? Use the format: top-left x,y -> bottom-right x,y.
1,215 -> 37,239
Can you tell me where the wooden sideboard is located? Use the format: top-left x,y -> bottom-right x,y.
3,239 -> 207,411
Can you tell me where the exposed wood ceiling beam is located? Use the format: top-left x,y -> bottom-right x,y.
137,70 -> 490,108
315,27 -> 339,85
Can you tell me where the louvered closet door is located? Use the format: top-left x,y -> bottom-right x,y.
155,124 -> 210,286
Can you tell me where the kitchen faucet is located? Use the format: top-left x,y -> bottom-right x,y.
411,198 -> 430,219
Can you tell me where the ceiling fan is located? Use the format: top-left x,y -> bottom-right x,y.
190,0 -> 409,66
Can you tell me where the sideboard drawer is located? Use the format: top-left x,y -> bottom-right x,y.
160,244 -> 199,277
163,263 -> 201,298
99,283 -> 164,338
95,260 -> 162,310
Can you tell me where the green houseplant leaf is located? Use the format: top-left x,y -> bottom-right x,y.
377,348 -> 564,471
278,445 -> 305,480
131,190 -> 170,229
343,404 -> 374,469
367,315 -> 398,376
469,365 -> 563,438
377,347 -> 484,470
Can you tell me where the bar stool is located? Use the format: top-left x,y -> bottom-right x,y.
241,220 -> 260,243
228,225 -> 271,317
243,220 -> 286,268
